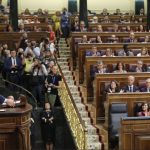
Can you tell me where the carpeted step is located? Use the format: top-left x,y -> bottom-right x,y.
62,70 -> 72,76
66,80 -> 75,85
59,38 -> 66,41
72,96 -> 82,103
71,91 -> 80,97
58,62 -> 69,66
86,135 -> 100,143
59,65 -> 70,71
86,125 -> 97,135
64,75 -> 74,81
82,117 -> 92,125
59,54 -> 70,57
79,111 -> 89,118
57,57 -> 68,62
59,47 -> 70,50
67,85 -> 78,92
76,103 -> 86,111
59,41 -> 66,44
87,142 -> 101,150
59,51 -> 71,54
58,44 -> 68,47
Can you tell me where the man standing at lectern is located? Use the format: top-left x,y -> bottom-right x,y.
0,95 -> 15,107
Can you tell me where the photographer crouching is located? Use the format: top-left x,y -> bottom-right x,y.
31,57 -> 48,107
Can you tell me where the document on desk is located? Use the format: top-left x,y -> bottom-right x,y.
2,100 -> 21,106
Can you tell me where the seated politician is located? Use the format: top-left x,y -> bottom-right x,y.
90,61 -> 108,80
125,32 -> 137,43
140,78 -> 150,92
137,102 -> 150,117
105,80 -> 120,93
130,60 -> 147,72
121,75 -> 139,92
86,45 -> 101,56
113,62 -> 127,73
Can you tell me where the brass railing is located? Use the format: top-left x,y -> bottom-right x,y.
58,66 -> 87,150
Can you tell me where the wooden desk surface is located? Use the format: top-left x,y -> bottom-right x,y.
0,103 -> 32,116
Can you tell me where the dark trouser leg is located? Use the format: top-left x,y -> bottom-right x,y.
37,84 -> 45,107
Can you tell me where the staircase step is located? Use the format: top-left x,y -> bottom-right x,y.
86,135 -> 99,143
58,44 -> 68,47
79,111 -> 89,118
67,85 -> 78,92
74,99 -> 82,103
59,38 -> 66,41
71,92 -> 80,97
76,103 -> 86,111
66,80 -> 75,85
62,71 -> 72,76
59,41 -> 66,44
59,51 -> 71,54
82,117 -> 91,125
87,142 -> 101,150
86,125 -> 97,135
59,54 -> 70,57
72,96 -> 82,103
57,57 -> 68,61
59,47 -> 70,50
59,61 -> 68,66
64,76 -> 74,81
59,65 -> 70,70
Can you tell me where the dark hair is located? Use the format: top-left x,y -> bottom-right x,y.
115,62 -> 125,70
106,80 -> 120,93
140,102 -> 150,112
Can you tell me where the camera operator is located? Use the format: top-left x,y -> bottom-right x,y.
42,51 -> 55,69
45,65 -> 62,107
31,58 -> 48,107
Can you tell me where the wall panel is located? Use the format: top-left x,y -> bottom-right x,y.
2,0 -> 147,14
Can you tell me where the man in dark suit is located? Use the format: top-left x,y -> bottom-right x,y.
125,32 -> 137,43
140,78 -> 150,92
90,61 -> 108,80
4,49 -> 23,90
121,75 -> 139,92
0,95 -> 15,106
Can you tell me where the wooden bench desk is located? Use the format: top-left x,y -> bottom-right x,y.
93,73 -> 150,123
85,56 -> 150,101
71,32 -> 150,69
77,43 -> 150,83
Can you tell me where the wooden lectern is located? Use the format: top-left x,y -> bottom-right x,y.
0,102 -> 32,150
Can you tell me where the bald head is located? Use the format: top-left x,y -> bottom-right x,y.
128,75 -> 135,86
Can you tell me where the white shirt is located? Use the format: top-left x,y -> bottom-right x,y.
33,47 -> 40,57
11,57 -> 17,66
128,85 -> 133,92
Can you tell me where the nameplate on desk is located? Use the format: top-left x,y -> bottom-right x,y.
0,109 -> 6,112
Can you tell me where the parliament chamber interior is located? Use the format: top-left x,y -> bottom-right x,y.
0,0 -> 150,150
